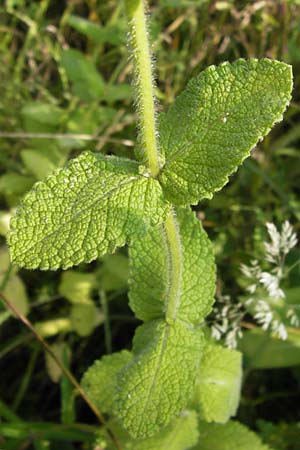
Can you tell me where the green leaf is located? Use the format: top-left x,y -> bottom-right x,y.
0,211 -> 12,236
67,15 -> 125,45
238,328 -> 300,368
60,49 -> 131,102
115,319 -> 205,438
9,152 -> 168,270
193,343 -> 242,423
21,102 -> 64,129
99,253 -> 129,291
1,274 -> 29,317
129,207 -> 216,324
96,411 -> 199,450
95,419 -> 131,450
59,271 -> 96,304
21,149 -> 56,180
45,342 -> 70,383
194,421 -> 272,450
60,343 -> 75,425
128,410 -> 199,450
82,350 -> 132,414
0,247 -> 29,317
159,59 -> 293,205
0,172 -> 35,206
0,422 -> 95,443
34,318 -> 72,338
60,49 -> 105,101
104,83 -> 132,102
257,420 -> 300,450
70,303 -> 98,337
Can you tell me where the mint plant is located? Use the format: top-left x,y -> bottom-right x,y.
8,0 -> 293,448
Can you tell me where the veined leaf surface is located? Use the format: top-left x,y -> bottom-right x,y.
115,319 -> 204,438
159,59 -> 292,205
95,411 -> 199,450
129,207 -> 216,324
128,410 -> 199,450
82,350 -> 132,414
9,152 -> 168,270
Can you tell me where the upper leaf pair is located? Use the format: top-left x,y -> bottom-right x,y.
9,59 -> 292,271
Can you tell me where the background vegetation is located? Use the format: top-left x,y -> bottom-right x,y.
0,0 -> 300,449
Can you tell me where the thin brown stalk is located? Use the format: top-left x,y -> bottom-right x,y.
0,292 -> 122,450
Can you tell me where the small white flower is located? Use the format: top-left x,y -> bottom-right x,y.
254,300 -> 273,329
281,221 -> 298,254
259,272 -> 285,299
272,321 -> 288,340
286,308 -> 299,327
239,220 -> 298,341
246,284 -> 257,294
265,222 -> 281,260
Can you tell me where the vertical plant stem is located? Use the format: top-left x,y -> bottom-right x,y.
164,209 -> 182,323
124,0 -> 160,176
124,1 -> 183,322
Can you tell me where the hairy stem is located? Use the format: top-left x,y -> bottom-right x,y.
164,209 -> 182,323
124,2 -> 183,321
124,0 -> 160,176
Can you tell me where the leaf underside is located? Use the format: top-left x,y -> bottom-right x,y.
114,319 -> 204,438
159,59 -> 293,205
9,152 -> 168,270
129,207 -> 216,324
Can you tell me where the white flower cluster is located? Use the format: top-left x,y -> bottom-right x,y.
241,221 -> 298,340
210,221 -> 299,348
211,294 -> 244,349
240,259 -> 285,299
265,221 -> 298,263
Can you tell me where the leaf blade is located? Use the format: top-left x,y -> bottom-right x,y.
81,350 -> 132,415
159,59 -> 293,204
115,319 -> 205,438
193,343 -> 242,423
129,207 -> 216,324
9,152 -> 168,270
194,421 -> 272,450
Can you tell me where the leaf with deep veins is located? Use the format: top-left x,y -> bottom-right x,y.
128,410 -> 199,450
159,59 -> 293,205
9,152 -> 168,270
95,411 -> 199,450
129,207 -> 216,324
114,319 -> 205,438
